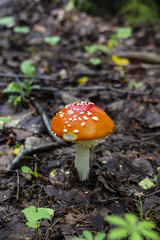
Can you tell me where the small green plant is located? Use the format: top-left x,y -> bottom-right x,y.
21,166 -> 38,178
21,206 -> 54,229
105,213 -> 159,240
72,230 -> 106,240
109,27 -> 132,47
3,60 -> 39,106
0,117 -> 11,129
44,35 -> 61,46
84,27 -> 132,67
121,0 -> 159,26
132,188 -> 143,221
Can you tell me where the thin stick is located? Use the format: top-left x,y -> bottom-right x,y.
33,100 -> 61,142
6,142 -> 64,171
39,85 -> 154,96
0,72 -> 56,81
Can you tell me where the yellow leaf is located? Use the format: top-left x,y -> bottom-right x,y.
13,145 -> 24,155
49,169 -> 57,178
77,76 -> 88,84
112,55 -> 130,66
107,41 -> 113,49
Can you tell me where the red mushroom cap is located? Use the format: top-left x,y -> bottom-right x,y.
51,101 -> 114,141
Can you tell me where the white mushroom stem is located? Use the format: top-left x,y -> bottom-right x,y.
75,140 -> 97,181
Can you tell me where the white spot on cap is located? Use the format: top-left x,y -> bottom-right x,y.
87,111 -> 92,115
63,129 -> 68,133
80,112 -> 84,114
81,122 -> 86,126
69,118 -> 72,121
67,124 -> 71,127
78,117 -> 82,121
83,116 -> 89,120
60,113 -> 64,117
73,129 -> 79,133
68,110 -> 74,115
92,116 -> 99,121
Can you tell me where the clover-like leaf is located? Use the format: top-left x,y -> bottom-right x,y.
21,206 -> 54,229
44,35 -> 61,46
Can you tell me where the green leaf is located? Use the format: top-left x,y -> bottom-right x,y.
31,84 -> 40,90
94,233 -> 106,240
0,117 -> 11,129
124,213 -> 137,226
44,35 -> 61,46
140,228 -> 160,240
21,206 -> 54,229
65,0 -> 75,11
3,82 -> 21,93
0,117 -> 11,123
72,238 -> 85,240
97,45 -> 108,52
85,44 -> 99,54
13,26 -> 30,34
21,166 -> 38,178
83,230 -> 93,240
129,232 -> 143,240
128,82 -> 143,89
31,172 -> 38,178
20,60 -> 36,77
21,166 -> 33,174
8,95 -> 22,106
0,16 -> 15,27
117,27 -> 132,39
105,215 -> 128,227
138,177 -> 155,189
138,220 -> 156,229
89,58 -> 101,66
109,33 -> 118,46
107,227 -> 129,240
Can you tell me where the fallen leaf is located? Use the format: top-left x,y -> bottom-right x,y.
112,55 -> 130,66
138,177 -> 155,189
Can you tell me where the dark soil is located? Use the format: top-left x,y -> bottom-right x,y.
0,1 -> 160,239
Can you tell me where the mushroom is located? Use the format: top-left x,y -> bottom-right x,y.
51,101 -> 114,181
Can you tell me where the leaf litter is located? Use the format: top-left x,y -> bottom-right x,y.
0,1 -> 160,239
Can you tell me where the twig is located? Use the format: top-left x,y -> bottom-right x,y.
38,85 -> 154,96
1,72 -> 159,96
74,69 -> 108,77
6,142 -> 64,171
117,51 -> 160,64
32,100 -> 62,142
0,72 -> 57,81
16,170 -> 20,200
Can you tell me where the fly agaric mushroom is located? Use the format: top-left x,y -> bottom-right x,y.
51,101 -> 114,181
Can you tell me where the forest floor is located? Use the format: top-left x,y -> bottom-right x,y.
0,1 -> 160,240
